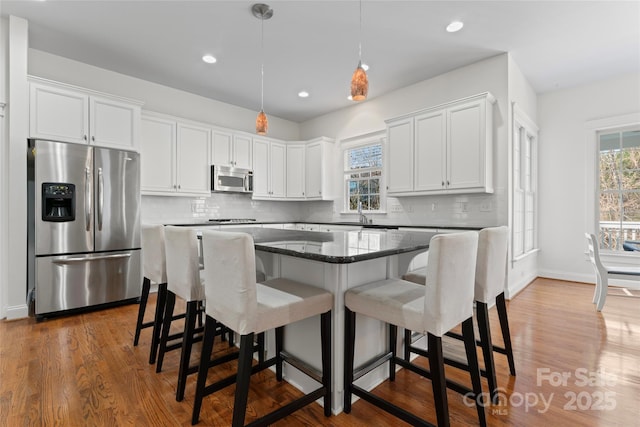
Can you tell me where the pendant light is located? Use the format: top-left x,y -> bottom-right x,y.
350,0 -> 368,101
252,3 -> 273,135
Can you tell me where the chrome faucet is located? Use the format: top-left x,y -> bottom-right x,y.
357,200 -> 368,225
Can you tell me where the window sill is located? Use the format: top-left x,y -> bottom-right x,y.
339,211 -> 387,215
512,248 -> 540,264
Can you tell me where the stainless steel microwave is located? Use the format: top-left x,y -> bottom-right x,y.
211,165 -> 253,193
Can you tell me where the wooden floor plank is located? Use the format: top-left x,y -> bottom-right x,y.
1,278 -> 639,426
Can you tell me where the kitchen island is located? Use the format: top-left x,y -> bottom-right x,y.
197,226 -> 436,414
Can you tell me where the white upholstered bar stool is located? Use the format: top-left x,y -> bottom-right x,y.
192,230 -> 333,427
158,226 -> 207,402
404,226 -> 516,404
135,224 -> 180,365
344,231 -> 485,427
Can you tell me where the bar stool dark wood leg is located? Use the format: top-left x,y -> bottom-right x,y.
134,277 -> 151,346
176,300 -> 199,402
476,301 -> 498,403
496,292 -> 516,376
232,333 -> 256,427
149,283 -> 167,364
156,290 -> 176,373
389,324 -> 397,382
462,317 -> 487,427
403,329 -> 412,362
427,333 -> 449,427
191,315 -> 217,426
275,326 -> 284,381
343,307 -> 356,414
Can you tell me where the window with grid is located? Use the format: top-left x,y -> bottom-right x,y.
344,143 -> 383,212
597,127 -> 640,251
512,107 -> 538,259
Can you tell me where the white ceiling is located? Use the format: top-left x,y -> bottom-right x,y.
2,1 -> 639,123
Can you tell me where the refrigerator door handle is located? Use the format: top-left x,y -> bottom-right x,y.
52,253 -> 132,265
98,167 -> 104,231
85,167 -> 92,231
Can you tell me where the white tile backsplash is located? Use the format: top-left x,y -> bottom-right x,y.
141,194 -> 304,224
143,190 -> 506,227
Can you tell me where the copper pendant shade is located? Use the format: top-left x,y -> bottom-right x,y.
256,110 -> 268,135
351,60 -> 368,101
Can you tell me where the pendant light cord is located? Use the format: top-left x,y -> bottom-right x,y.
260,13 -> 265,111
358,0 -> 362,61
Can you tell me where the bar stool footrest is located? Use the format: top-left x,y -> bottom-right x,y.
245,387 -> 327,427
351,384 -> 435,427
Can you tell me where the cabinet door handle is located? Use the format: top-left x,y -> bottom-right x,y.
91,136 -> 95,142
178,184 -> 181,189
83,135 -> 88,141
447,181 -> 450,186
441,181 -> 444,187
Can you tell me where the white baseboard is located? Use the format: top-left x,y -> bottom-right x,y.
538,270 -> 640,290
6,303 -> 28,320
506,273 -> 537,300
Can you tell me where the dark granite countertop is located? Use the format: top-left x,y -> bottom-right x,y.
198,227 -> 438,264
171,220 -> 482,231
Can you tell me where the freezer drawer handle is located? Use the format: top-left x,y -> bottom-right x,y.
98,167 -> 104,230
85,167 -> 92,231
52,253 -> 132,265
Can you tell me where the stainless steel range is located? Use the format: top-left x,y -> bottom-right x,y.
27,139 -> 141,316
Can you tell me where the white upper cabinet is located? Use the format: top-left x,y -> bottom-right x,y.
29,78 -> 141,150
211,129 -> 252,169
140,115 -> 176,194
386,117 -> 414,194
253,138 -> 286,199
286,144 -> 306,198
305,137 -> 334,200
386,92 -> 495,196
140,112 -> 210,196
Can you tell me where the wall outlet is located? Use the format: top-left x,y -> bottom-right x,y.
461,202 -> 468,213
407,205 -> 414,213
390,204 -> 403,213
480,200 -> 492,212
431,202 -> 437,211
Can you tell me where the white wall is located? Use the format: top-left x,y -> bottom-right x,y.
538,72 -> 640,283
299,54 -> 510,229
28,49 -> 301,141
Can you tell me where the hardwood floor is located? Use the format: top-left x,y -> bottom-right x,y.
1,278 -> 639,426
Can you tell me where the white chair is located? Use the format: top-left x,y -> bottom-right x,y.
586,233 -> 640,311
158,226 -> 207,402
193,230 -> 333,427
344,231 -> 485,427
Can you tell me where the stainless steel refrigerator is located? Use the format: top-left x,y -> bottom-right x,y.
27,139 -> 141,316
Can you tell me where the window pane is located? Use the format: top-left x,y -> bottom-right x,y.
370,195 -> 380,210
358,180 -> 369,194
348,144 -> 383,170
372,170 -> 382,177
621,131 -> 640,191
370,178 -> 380,193
349,195 -> 359,210
599,151 -> 620,192
623,192 -> 640,222
359,195 -> 369,210
361,172 -> 370,178
349,180 -> 358,195
600,193 -> 621,222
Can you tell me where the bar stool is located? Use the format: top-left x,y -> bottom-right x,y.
344,231 -> 485,427
192,230 -> 333,426
404,226 -> 516,403
134,224 -> 177,365
157,226 -> 207,402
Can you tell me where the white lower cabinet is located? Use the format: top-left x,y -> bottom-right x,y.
141,112 -> 211,196
386,92 -> 495,196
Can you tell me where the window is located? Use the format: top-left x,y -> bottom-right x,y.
344,142 -> 383,212
597,127 -> 640,250
512,106 -> 538,259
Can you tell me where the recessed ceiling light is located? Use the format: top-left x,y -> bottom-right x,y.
298,91 -> 309,98
446,21 -> 464,33
202,54 -> 217,64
